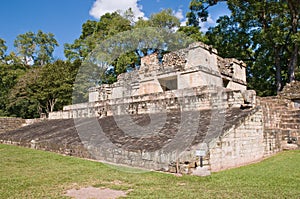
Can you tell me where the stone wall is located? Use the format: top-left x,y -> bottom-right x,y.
49,87 -> 256,119
209,109 -> 264,172
0,118 -> 43,134
0,119 -> 91,159
88,42 -> 247,103
0,118 -> 25,134
72,107 -> 260,174
279,81 -> 300,100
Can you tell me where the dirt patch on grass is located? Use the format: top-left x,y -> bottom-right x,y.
64,186 -> 128,199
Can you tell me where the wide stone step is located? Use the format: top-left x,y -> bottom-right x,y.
281,129 -> 300,135
280,123 -> 300,129
281,118 -> 300,123
285,110 -> 300,116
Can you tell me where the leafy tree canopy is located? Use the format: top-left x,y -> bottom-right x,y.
14,30 -> 58,66
187,0 -> 300,95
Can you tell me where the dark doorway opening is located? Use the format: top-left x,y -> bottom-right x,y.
159,76 -> 178,91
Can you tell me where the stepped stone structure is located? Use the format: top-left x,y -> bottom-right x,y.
260,81 -> 300,152
0,118 -> 25,134
49,42 -> 248,119
0,42 -> 299,175
0,118 -> 42,134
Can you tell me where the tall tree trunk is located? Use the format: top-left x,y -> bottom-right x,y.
47,98 -> 57,113
37,103 -> 43,118
288,44 -> 298,83
274,47 -> 282,93
287,0 -> 299,83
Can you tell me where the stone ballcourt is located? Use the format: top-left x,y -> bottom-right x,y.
0,42 -> 299,175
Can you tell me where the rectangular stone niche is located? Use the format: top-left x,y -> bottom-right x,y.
159,76 -> 178,91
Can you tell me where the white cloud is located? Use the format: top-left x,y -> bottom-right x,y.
200,15 -> 216,32
173,8 -> 188,27
89,0 -> 145,21
174,9 -> 184,21
179,14 -> 217,32
180,18 -> 188,27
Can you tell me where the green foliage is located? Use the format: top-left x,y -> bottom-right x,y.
149,9 -> 180,30
0,29 -> 82,118
206,15 -> 253,60
0,38 -> 7,61
14,30 -> 58,66
134,18 -> 151,29
178,26 -> 208,43
7,67 -> 41,118
64,12 -> 132,62
189,0 -> 299,96
14,31 -> 36,65
0,63 -> 27,116
66,9 -> 186,102
4,52 -> 22,65
7,60 -> 80,118
36,60 -> 80,113
0,144 -> 299,198
35,30 -> 59,65
186,0 -> 222,27
115,51 -> 138,74
179,3 -> 209,45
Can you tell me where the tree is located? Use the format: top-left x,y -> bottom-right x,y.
14,31 -> 35,65
4,52 -> 23,65
0,63 -> 27,116
206,15 -> 253,60
35,30 -> 59,65
14,30 -> 58,66
7,60 -> 80,118
149,9 -> 180,30
7,67 -> 41,118
64,20 -> 99,61
187,0 -> 300,95
64,12 -> 132,62
35,60 -> 80,113
178,26 -> 208,42
0,38 -> 7,61
186,0 -> 224,27
286,0 -> 300,83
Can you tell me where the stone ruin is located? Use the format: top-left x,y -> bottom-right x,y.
50,42 -> 248,119
260,81 -> 300,152
0,42 -> 299,175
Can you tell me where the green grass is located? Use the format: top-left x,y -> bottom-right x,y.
0,144 -> 299,199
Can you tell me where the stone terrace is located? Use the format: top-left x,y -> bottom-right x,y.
0,118 -> 25,134
0,107 -> 256,171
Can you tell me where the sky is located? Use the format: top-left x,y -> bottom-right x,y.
0,0 -> 230,60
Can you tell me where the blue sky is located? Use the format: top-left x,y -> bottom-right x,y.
0,0 -> 230,60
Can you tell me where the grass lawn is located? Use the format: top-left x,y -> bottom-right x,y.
0,144 -> 299,199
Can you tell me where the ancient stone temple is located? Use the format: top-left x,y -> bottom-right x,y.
0,42 -> 299,175
89,42 -> 247,102
50,42 -> 248,119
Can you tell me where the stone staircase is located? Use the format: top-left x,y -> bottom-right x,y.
260,96 -> 300,152
280,109 -> 300,147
